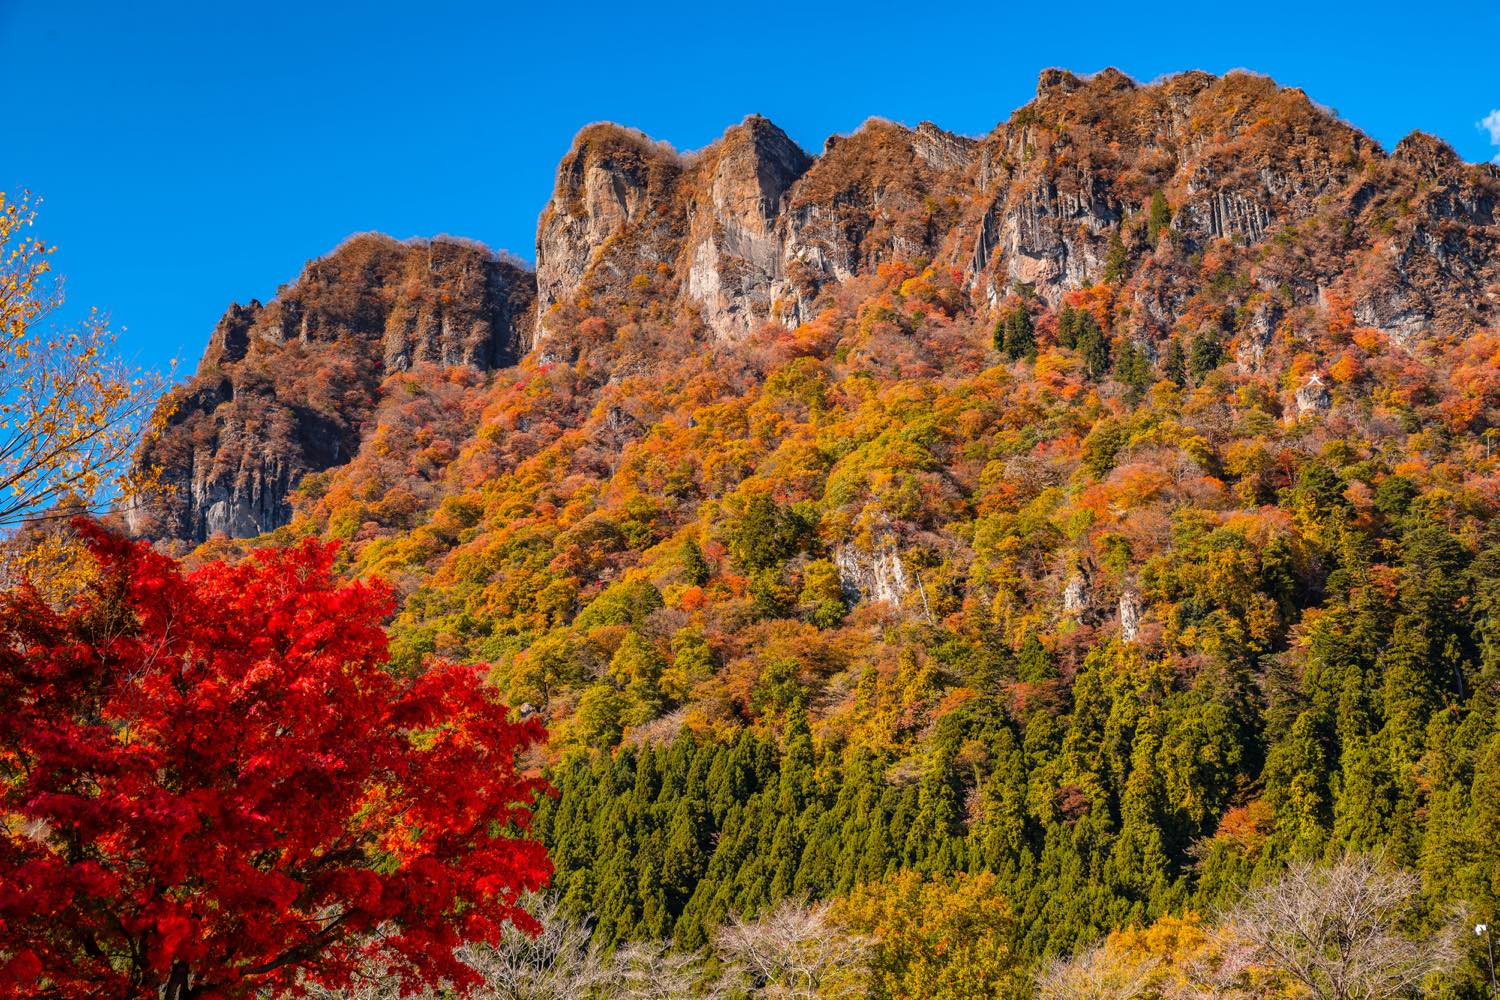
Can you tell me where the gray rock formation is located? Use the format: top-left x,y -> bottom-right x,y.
130,234 -> 533,544
1119,589 -> 1142,642
684,116 -> 811,341
834,536 -> 910,606
1294,374 -> 1332,417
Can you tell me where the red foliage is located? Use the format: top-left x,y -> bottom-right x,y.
0,522 -> 550,999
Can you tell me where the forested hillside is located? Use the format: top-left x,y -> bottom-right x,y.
129,68 -> 1500,995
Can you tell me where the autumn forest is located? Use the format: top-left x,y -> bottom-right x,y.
6,66 -> 1500,999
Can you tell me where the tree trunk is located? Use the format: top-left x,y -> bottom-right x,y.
161,961 -> 194,1000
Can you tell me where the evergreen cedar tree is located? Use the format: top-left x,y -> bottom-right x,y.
0,521 -> 551,1000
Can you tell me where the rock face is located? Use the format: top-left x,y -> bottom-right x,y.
1294,374 -> 1332,417
130,235 -> 534,544
530,70 -> 1499,351
535,124 -> 686,322
1119,589 -> 1142,643
1063,573 -> 1090,614
137,68 -> 1500,549
834,537 -> 910,606
685,116 -> 812,340
534,114 -> 976,340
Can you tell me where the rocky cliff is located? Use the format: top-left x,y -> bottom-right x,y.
130,234 -> 534,545
536,69 -> 1497,349
136,68 -> 1500,547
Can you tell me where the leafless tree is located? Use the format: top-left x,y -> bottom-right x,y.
610,939 -> 741,1000
713,900 -> 871,999
297,895 -> 610,1000
1167,929 -> 1263,1000
1034,941 -> 1159,1000
454,894 -> 611,1000
1225,853 -> 1459,1000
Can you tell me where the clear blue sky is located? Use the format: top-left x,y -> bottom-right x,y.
4,0 -> 1497,376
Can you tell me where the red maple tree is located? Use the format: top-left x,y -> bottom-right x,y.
0,523 -> 551,999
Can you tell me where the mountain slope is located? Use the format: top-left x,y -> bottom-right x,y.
128,69 -> 1500,976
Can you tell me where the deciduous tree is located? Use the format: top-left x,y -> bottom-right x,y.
0,193 -> 168,528
0,523 -> 551,999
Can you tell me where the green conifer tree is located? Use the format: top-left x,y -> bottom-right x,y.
1146,191 -> 1172,246
679,535 -> 710,586
1161,337 -> 1187,387
1188,327 -> 1224,382
1103,226 -> 1130,284
1076,311 -> 1111,381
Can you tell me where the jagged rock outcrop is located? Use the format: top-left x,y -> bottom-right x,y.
1063,573 -> 1090,614
684,116 -> 811,340
834,536 -> 910,606
130,234 -> 534,544
1294,374 -> 1332,417
532,68 -> 1498,350
139,68 -> 1500,550
535,115 -> 976,340
770,118 -> 976,324
1119,588 -> 1142,643
535,124 -> 687,325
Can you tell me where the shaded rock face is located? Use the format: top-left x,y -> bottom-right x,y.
130,235 -> 534,544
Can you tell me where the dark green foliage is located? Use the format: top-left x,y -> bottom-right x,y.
1017,632 -> 1058,683
1103,227 -> 1130,285
1075,311 -> 1111,381
725,493 -> 815,573
575,579 -> 665,630
1057,305 -> 1080,350
531,463 -> 1500,992
1082,418 -> 1128,478
1161,338 -> 1187,388
1147,191 -> 1172,246
679,536 -> 710,586
1113,340 -> 1152,404
1188,327 -> 1224,382
995,303 -> 1036,360
750,567 -> 797,621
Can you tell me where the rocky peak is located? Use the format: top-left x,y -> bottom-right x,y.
528,72 -> 1497,344
770,117 -> 974,322
535,124 -> 686,322
1036,68 -> 1084,97
683,116 -> 811,340
536,112 -> 976,340
704,116 -> 811,234
913,121 -> 978,172
1392,131 -> 1463,176
138,68 -> 1500,549
131,235 -> 534,545
202,300 -> 260,368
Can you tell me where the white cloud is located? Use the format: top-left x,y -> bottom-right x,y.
1482,109 -> 1500,162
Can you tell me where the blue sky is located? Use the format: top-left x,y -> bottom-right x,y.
4,0 -> 1497,376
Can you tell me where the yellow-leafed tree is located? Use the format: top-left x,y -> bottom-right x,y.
0,192 -> 169,594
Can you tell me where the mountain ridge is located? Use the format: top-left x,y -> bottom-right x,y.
133,66 -> 1499,548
